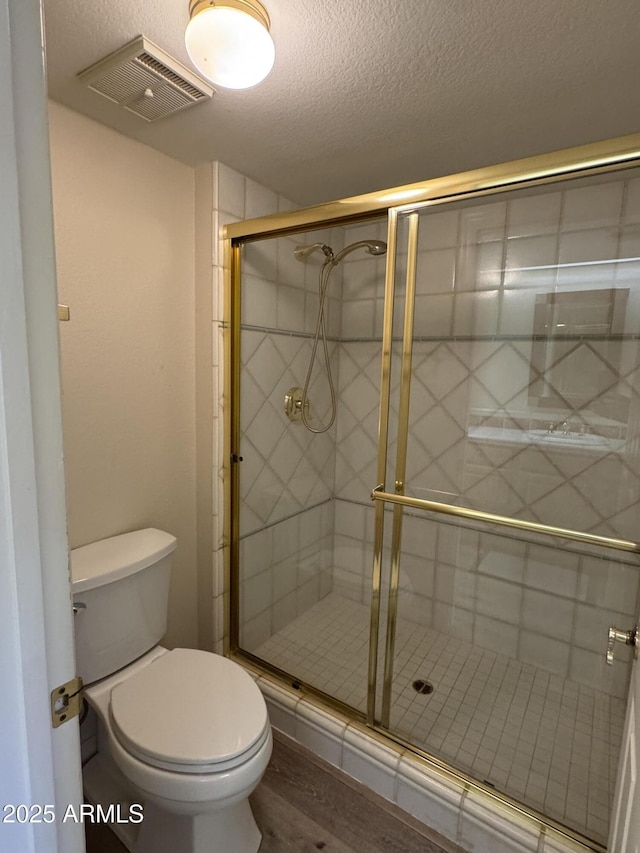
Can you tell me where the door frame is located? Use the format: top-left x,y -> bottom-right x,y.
0,0 -> 84,850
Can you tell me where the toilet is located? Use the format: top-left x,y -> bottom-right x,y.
71,528 -> 272,853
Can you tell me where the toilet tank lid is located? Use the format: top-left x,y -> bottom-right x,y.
70,529 -> 177,593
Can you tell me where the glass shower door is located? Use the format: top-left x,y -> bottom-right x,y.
234,229 -> 341,685
373,174 -> 640,847
233,216 -> 390,713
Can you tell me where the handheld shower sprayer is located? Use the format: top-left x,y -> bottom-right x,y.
294,240 -> 386,264
290,238 -> 387,434
332,240 -> 387,263
293,243 -> 334,261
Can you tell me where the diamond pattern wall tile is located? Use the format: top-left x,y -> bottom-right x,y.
406,457 -> 461,500
468,340 -> 502,370
449,442 -> 495,492
245,335 -> 287,398
604,503 -> 640,541
408,380 -> 438,427
429,444 -> 465,490
240,371 -> 268,431
621,362 -> 640,391
549,343 -> 619,401
529,484 -> 602,532
438,380 -> 472,430
362,407 -> 380,444
473,343 -> 533,405
574,456 -> 640,518
589,339 -> 625,374
287,457 -> 322,504
250,464 -> 294,524
239,436 -> 264,496
499,447 -> 565,505
241,332 -> 338,531
467,375 -> 508,422
270,432 -> 303,482
250,399 -> 285,460
241,329 -> 267,362
620,443 -> 640,482
340,369 -> 380,422
272,333 -> 307,370
465,471 -> 527,516
333,331 -> 640,540
472,434 -> 523,467
416,343 -> 468,400
545,447 -> 604,480
413,406 -> 465,457
338,425 -> 378,477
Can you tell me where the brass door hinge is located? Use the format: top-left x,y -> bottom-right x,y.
51,676 -> 84,728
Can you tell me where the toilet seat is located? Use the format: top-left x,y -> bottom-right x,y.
109,648 -> 269,774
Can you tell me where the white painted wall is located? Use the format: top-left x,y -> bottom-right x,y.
48,102 -> 198,649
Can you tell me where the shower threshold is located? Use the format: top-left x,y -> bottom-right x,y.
252,592 -> 624,848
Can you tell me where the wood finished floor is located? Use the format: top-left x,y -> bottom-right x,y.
85,731 -> 464,853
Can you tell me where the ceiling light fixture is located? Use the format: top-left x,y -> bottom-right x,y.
185,0 -> 275,90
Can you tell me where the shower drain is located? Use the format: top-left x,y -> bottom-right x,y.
412,679 -> 434,695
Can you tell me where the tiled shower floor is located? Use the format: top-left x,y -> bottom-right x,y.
254,592 -> 626,846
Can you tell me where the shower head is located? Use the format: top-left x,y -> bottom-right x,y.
294,243 -> 334,262
365,240 -> 387,255
332,239 -> 388,264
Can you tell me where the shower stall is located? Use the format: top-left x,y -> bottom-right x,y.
224,137 -> 640,851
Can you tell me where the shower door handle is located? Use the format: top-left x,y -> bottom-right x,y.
606,625 -> 638,665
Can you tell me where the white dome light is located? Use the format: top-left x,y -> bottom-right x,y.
185,1 -> 275,90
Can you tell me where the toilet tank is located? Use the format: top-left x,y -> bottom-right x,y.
70,528 -> 177,685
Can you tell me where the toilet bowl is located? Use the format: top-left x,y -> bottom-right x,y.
71,529 -> 271,853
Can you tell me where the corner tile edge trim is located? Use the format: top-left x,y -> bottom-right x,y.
254,674 -> 600,853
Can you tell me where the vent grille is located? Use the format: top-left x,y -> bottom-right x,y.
78,36 -> 214,122
89,62 -> 161,104
136,53 -> 207,101
125,86 -> 195,122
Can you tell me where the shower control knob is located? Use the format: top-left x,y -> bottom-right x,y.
606,625 -> 638,665
284,387 -> 307,422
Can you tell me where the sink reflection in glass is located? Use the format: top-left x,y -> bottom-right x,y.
467,425 -> 624,453
525,428 -> 608,446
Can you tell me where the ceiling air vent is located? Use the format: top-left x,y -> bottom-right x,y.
77,36 -> 215,122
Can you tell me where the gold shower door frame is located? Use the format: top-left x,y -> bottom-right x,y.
225,134 -> 640,853
370,207 -> 640,731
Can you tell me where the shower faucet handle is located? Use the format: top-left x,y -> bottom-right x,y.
606,625 -> 638,665
284,386 -> 308,422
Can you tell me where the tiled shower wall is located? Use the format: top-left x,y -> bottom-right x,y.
238,231 -> 348,645
224,167 -> 363,646
210,162 -> 298,652
333,175 -> 640,700
333,500 -> 639,699
211,162 -> 338,651
215,164 -> 640,700
208,164 -> 640,853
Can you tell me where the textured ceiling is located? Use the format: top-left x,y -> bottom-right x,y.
43,0 -> 640,206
